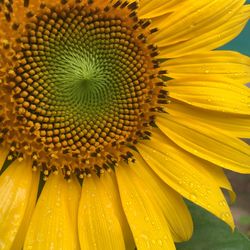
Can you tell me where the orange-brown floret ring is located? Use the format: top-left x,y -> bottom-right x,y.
0,0 -> 169,179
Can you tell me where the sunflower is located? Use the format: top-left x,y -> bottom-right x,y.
0,0 -> 250,249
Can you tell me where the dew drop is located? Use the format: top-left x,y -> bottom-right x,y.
164,156 -> 169,161
220,212 -> 230,221
158,239 -> 163,246
46,209 -> 52,216
139,234 -> 150,248
144,216 -> 150,222
189,193 -> 197,201
207,189 -> 212,194
126,200 -> 132,206
219,200 -> 226,206
221,214 -> 226,221
57,231 -> 63,239
189,182 -> 194,188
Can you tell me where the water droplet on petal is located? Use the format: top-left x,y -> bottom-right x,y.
189,182 -> 194,188
219,200 -> 226,206
158,239 -> 163,246
189,193 -> 197,201
139,234 -> 150,248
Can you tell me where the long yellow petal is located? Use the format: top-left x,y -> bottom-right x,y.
97,172 -> 135,250
0,159 -> 33,250
152,128 -> 235,201
150,0 -> 246,47
156,114 -> 250,173
201,164 -> 236,202
157,4 -> 250,57
24,174 -> 81,250
78,174 -> 128,250
138,0 -> 186,19
116,163 -> 176,250
167,100 -> 250,138
130,151 -> 193,242
10,170 -> 40,250
161,51 -> 250,85
166,79 -> 250,115
136,131 -> 234,228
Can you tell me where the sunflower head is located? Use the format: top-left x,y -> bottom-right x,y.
0,0 -> 168,179
0,0 -> 250,250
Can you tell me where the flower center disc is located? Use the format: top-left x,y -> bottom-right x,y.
0,0 -> 167,178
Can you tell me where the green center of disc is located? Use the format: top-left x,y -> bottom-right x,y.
52,52 -> 112,114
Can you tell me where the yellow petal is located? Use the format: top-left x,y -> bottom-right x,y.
201,164 -> 236,203
78,174 -> 128,250
116,163 -> 176,250
97,172 -> 135,250
10,170 -> 40,250
156,114 -> 250,173
167,100 -> 250,138
0,159 -> 34,250
130,151 -> 193,242
155,3 -> 250,57
136,131 -> 234,228
0,146 -> 9,171
24,174 -> 81,250
153,128 -> 235,201
161,51 -> 250,85
150,0 -> 245,46
138,0 -> 185,19
166,79 -> 250,115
